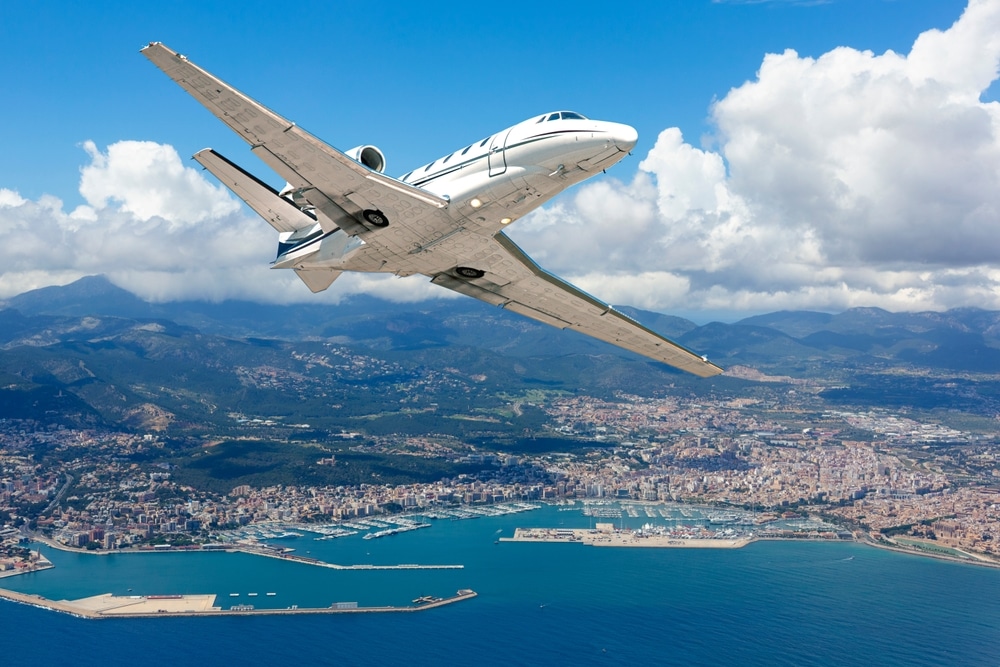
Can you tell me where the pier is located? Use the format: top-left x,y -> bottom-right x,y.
0,588 -> 477,619
504,527 -> 752,549
243,547 -> 463,570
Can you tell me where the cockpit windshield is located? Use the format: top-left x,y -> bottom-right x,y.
537,111 -> 589,122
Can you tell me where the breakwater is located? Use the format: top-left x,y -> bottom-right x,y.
0,587 -> 477,619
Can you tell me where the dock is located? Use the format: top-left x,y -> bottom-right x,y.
503,527 -> 752,549
0,588 -> 477,619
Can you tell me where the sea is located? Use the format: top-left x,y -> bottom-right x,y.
1,503 -> 998,666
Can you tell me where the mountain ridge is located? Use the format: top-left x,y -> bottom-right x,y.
5,275 -> 1000,373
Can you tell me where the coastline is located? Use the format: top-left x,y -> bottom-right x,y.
504,527 -> 1000,569
0,552 -> 54,579
31,534 -> 463,570
25,502 -> 1000,571
860,537 -> 1000,569
0,587 -> 477,619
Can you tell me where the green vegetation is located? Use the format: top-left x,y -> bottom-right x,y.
167,439 -> 488,494
892,537 -> 975,559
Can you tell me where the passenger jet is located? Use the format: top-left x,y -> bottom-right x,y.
141,43 -> 721,377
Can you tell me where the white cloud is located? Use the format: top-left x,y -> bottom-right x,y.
0,188 -> 27,208
78,141 -> 240,227
509,0 -> 1000,317
5,1 -> 1000,320
0,140 -> 471,306
0,141 -> 403,305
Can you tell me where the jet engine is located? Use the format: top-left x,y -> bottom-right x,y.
344,145 -> 386,173
279,144 -> 387,209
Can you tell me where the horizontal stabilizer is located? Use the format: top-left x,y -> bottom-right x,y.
193,149 -> 316,233
295,268 -> 341,293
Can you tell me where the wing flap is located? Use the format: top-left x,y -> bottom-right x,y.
430,273 -> 509,306
429,234 -> 723,377
503,301 -> 573,330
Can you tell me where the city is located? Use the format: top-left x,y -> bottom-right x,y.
3,378 -> 998,569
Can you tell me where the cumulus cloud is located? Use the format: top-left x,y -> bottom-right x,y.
0,141 -> 435,305
77,141 -> 241,227
5,1 -> 1000,320
511,0 -> 1000,316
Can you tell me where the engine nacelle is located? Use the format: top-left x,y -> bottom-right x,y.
344,145 -> 386,173
278,144 -> 387,209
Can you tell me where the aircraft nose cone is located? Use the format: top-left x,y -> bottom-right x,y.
612,123 -> 638,152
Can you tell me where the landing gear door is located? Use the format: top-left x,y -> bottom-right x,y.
488,129 -> 511,177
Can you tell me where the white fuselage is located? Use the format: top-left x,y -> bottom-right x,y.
274,111 -> 637,275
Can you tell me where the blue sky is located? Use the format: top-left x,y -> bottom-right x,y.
2,0 -> 997,321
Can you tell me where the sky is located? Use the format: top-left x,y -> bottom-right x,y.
1,0 -> 996,322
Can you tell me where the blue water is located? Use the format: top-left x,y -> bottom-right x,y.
2,505 -> 998,666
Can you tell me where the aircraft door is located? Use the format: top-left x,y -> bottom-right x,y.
488,129 -> 511,177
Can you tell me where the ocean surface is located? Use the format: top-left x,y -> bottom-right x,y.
2,503 -> 998,666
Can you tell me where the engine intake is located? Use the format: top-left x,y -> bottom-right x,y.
344,145 -> 386,173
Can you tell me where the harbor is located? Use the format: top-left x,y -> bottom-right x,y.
0,489 -> 994,667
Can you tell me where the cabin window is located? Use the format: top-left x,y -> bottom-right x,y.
401,171 -> 412,181
480,137 -> 491,147
424,162 -> 434,172
443,153 -> 453,164
461,145 -> 472,155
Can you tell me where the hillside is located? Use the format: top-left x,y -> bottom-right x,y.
2,275 -> 1000,434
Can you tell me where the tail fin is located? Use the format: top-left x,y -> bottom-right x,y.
193,148 -> 316,233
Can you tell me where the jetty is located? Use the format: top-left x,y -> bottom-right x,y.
245,547 -> 463,570
0,588 -> 477,619
504,527 -> 752,549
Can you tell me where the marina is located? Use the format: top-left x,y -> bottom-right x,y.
214,503 -> 542,547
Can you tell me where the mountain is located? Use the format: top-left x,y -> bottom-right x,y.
4,275 -> 1000,434
6,275 -> 153,319
7,276 -> 1000,373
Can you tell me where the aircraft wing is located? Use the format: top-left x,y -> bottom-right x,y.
141,42 -> 454,254
429,234 -> 724,377
143,42 -> 721,377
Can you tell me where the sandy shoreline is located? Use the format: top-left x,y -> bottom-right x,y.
0,587 -> 477,619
